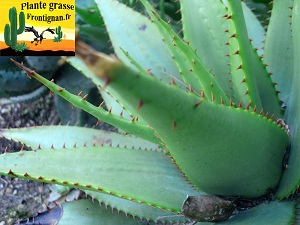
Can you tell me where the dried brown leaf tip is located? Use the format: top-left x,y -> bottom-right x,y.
103,77 -> 111,89
10,58 -> 35,77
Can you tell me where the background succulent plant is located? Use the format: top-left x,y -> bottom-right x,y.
0,0 -> 299,224
0,56 -> 59,100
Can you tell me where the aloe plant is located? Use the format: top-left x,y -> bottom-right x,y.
0,0 -> 299,224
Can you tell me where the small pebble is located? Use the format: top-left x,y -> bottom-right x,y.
5,188 -> 12,194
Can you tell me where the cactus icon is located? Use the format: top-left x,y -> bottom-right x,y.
4,7 -> 25,49
53,26 -> 63,42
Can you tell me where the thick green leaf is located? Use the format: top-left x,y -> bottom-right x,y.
52,63 -> 97,125
276,0 -> 300,199
228,14 -> 252,108
200,201 -> 295,225
242,2 -> 265,56
225,1 -> 265,109
223,0 -> 266,55
75,46 -> 289,197
84,190 -> 188,223
0,126 -> 160,150
76,5 -> 103,26
94,0 -> 180,83
181,0 -> 264,99
263,0 -> 293,104
180,0 -> 264,97
180,0 -> 232,97
10,59 -> 158,144
227,0 -> 282,117
58,199 -> 150,225
139,0 -> 230,105
0,146 -> 202,212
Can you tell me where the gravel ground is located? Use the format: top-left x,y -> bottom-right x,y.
0,93 -> 59,224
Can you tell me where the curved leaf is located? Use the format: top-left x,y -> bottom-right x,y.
74,44 -> 289,198
0,126 -> 160,151
241,2 -> 265,56
59,199 -> 150,225
139,0 -> 229,105
94,0 -> 180,83
263,0 -> 294,104
10,59 -> 158,144
227,0 -> 282,117
223,0 -> 266,55
276,0 -> 300,199
84,190 -> 188,223
0,146 -> 203,212
180,0 -> 232,97
226,1 -> 265,109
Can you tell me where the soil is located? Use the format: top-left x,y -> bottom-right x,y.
0,93 -> 59,224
